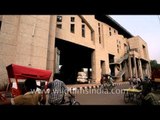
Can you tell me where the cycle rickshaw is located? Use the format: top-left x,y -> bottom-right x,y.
0,64 -> 52,100
123,88 -> 142,105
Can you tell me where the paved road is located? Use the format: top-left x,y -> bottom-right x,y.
45,82 -> 137,105
73,83 -> 135,105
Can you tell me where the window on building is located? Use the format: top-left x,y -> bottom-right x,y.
98,23 -> 101,44
124,44 -> 127,53
142,45 -> 147,57
70,24 -> 75,33
117,43 -> 119,53
114,30 -> 116,33
71,17 -> 75,22
57,24 -> 62,29
98,27 -> 101,44
109,27 -> 111,36
57,16 -> 62,22
82,24 -> 85,37
101,24 -> 104,46
57,16 -> 62,29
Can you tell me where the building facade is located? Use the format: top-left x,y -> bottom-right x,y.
0,15 -> 151,89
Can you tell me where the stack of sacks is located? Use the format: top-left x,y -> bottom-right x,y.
77,72 -> 88,83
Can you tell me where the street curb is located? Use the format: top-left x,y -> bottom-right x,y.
67,82 -> 129,91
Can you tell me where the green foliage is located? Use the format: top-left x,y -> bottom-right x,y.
150,60 -> 160,69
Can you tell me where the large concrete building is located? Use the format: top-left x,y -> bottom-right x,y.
0,15 -> 151,89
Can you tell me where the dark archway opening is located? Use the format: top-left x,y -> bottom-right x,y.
55,38 -> 93,84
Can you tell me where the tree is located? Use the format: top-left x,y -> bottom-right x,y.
150,60 -> 160,69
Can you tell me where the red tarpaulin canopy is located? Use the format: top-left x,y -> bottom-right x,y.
6,64 -> 52,81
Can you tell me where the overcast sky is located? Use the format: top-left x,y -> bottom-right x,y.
110,15 -> 160,64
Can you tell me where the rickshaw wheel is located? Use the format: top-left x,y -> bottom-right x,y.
72,101 -> 80,105
136,93 -> 143,105
124,92 -> 130,103
129,93 -> 134,102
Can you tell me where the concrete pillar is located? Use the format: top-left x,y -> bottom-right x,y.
138,59 -> 143,79
120,64 -> 122,71
124,61 -> 128,80
128,55 -> 132,78
54,47 -> 60,73
101,61 -> 106,75
91,50 -> 96,83
133,55 -> 138,78
87,67 -> 90,79
46,16 -> 57,76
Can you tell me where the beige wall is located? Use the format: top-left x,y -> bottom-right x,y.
0,15 -> 19,88
0,15 -> 50,89
0,15 -> 151,88
55,15 -> 95,49
137,36 -> 150,60
15,15 -> 50,69
128,36 -> 150,61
